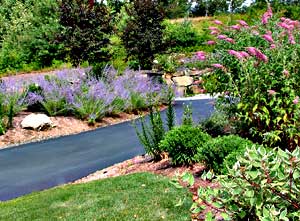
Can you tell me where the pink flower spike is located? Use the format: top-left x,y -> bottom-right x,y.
293,96 -> 299,104
225,38 -> 235,44
255,49 -> 268,63
228,50 -> 243,60
246,47 -> 257,56
217,34 -> 227,40
196,51 -> 206,61
231,24 -> 241,30
262,34 -> 274,43
210,31 -> 219,35
208,26 -> 219,31
270,44 -> 276,49
212,63 -> 224,69
288,32 -> 296,44
239,20 -> 248,27
206,40 -> 216,45
239,51 -> 249,58
262,7 -> 272,25
268,89 -> 276,95
214,20 -> 223,25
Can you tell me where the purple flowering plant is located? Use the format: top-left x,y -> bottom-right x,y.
201,7 -> 300,149
0,79 -> 28,131
23,67 -> 171,125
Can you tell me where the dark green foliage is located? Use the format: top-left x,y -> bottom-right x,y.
164,21 -> 201,52
191,0 -> 227,16
166,88 -> 175,130
181,103 -> 193,126
221,146 -> 247,174
58,0 -> 113,66
161,0 -> 191,18
199,110 -> 231,137
159,126 -> 211,165
120,0 -> 165,69
198,135 -> 253,174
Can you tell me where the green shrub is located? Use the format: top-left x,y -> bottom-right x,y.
159,126 -> 211,165
163,20 -> 201,52
198,135 -> 253,174
199,110 -> 231,137
120,0 -> 165,69
191,146 -> 300,220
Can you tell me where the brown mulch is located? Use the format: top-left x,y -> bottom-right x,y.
0,111 -> 146,149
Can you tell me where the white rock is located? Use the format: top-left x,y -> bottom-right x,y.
172,76 -> 194,87
21,113 -> 53,131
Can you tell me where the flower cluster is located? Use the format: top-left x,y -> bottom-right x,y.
202,8 -> 300,149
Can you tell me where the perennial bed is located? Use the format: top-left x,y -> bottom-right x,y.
0,67 -> 171,148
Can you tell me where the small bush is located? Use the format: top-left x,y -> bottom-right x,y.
199,110 -> 231,137
163,20 -> 201,52
159,126 -> 211,165
198,135 -> 253,174
193,146 -> 300,220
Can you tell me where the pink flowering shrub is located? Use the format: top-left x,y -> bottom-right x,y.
203,8 -> 300,149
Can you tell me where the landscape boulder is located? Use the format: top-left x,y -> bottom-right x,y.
172,76 -> 194,87
21,114 -> 53,131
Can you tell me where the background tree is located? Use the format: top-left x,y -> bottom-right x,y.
58,0 -> 113,67
160,0 -> 191,18
192,0 -> 227,16
0,0 -> 63,73
121,0 -> 165,69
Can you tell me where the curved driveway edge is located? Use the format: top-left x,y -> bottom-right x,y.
0,99 -> 214,201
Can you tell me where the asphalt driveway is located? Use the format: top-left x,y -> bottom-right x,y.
0,99 -> 214,201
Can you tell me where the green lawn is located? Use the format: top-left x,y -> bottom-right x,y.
0,173 -> 192,221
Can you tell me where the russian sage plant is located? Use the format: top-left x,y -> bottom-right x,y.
0,79 -> 27,129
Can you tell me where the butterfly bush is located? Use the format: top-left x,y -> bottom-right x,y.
24,67 -> 170,124
201,7 -> 300,149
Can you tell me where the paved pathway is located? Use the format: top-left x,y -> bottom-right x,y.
0,99 -> 214,201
